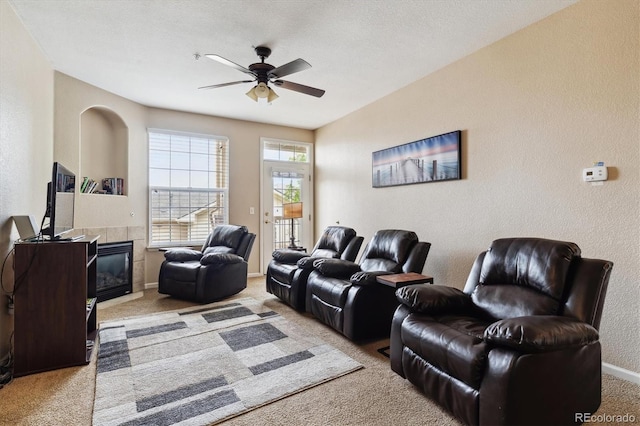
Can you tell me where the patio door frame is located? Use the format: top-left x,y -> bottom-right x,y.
259,138 -> 314,274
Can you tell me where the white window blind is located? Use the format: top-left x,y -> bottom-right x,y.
148,130 -> 229,247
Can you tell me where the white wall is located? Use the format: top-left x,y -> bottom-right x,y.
314,0 -> 639,373
0,1 -> 54,360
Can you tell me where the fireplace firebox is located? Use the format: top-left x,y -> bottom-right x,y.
97,241 -> 133,302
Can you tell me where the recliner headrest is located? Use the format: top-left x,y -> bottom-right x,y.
364,229 -> 418,265
205,225 -> 248,252
479,238 -> 581,299
314,226 -> 357,255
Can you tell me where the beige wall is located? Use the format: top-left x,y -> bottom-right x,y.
55,73 -> 148,229
314,0 -> 639,374
0,1 -> 54,359
53,75 -> 314,279
2,0 -> 638,377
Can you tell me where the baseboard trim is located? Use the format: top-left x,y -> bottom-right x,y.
603,362 -> 640,385
248,272 -> 262,278
145,282 -> 158,289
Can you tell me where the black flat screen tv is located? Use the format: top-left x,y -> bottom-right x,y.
42,162 -> 76,240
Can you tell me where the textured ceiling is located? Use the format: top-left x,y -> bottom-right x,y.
8,0 -> 577,130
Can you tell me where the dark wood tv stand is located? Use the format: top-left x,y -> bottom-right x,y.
13,236 -> 99,377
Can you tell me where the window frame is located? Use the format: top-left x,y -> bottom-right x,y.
147,128 -> 230,248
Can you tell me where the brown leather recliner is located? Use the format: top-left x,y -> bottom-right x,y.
306,229 -> 431,340
390,237 -> 613,426
158,224 -> 255,303
266,226 -> 364,310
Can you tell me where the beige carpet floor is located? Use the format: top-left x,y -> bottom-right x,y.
1,277 -> 638,425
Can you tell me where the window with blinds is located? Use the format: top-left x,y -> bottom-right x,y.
148,130 -> 229,247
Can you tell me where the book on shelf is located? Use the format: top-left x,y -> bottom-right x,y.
80,177 -> 125,195
80,177 -> 89,193
80,178 -> 98,193
80,177 -> 94,193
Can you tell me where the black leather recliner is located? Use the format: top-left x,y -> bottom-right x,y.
158,225 -> 255,303
390,237 -> 613,426
266,226 -> 363,310
306,229 -> 431,340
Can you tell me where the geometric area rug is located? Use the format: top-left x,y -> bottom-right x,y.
93,297 -> 363,426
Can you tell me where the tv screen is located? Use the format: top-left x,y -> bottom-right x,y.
42,162 -> 75,240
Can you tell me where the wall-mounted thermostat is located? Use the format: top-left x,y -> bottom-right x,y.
583,165 -> 608,182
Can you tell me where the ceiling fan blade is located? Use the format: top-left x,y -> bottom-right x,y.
204,54 -> 256,76
268,59 -> 311,79
273,80 -> 325,98
198,80 -> 254,90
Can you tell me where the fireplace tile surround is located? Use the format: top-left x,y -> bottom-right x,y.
67,226 -> 145,293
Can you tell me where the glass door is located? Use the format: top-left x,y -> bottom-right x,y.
260,138 -> 313,273
262,164 -> 311,271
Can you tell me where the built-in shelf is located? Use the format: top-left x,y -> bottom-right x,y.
80,106 -> 128,196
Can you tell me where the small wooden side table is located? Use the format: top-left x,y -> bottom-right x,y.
376,272 -> 433,359
376,272 -> 433,288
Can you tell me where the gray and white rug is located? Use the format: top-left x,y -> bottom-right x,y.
93,297 -> 363,426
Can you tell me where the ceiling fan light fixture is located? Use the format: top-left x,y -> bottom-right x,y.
255,82 -> 270,98
246,86 -> 258,102
267,87 -> 279,103
246,83 -> 278,103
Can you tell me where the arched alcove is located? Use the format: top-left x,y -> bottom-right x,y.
80,106 -> 128,195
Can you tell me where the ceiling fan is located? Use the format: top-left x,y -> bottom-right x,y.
198,46 -> 325,103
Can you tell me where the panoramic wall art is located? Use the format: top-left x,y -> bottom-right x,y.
372,130 -> 461,188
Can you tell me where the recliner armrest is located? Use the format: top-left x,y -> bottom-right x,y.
200,253 -> 244,266
396,284 -> 473,314
296,256 -> 315,270
164,248 -> 203,262
272,249 -> 309,264
484,316 -> 599,353
350,270 -> 391,286
312,258 -> 362,278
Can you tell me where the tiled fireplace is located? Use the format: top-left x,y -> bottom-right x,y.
68,225 -> 145,294
97,241 -> 133,302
